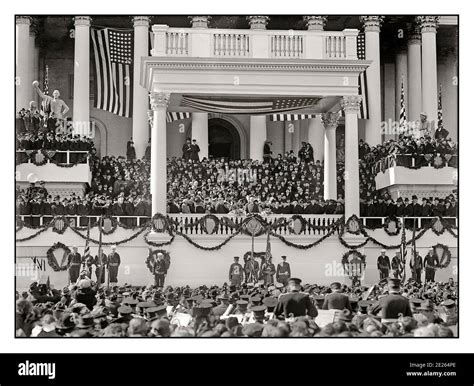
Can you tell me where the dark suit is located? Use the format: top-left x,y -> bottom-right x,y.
322,292 -> 352,312
370,293 -> 413,320
274,291 -> 318,318
377,255 -> 391,280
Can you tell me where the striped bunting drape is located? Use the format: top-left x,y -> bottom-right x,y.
270,114 -> 318,122
166,112 -> 191,123
357,32 -> 369,119
91,27 -> 134,118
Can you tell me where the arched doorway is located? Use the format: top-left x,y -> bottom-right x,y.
208,118 -> 241,160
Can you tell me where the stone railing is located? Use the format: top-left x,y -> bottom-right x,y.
361,216 -> 457,229
16,150 -> 89,165
373,153 -> 458,174
152,25 -> 359,60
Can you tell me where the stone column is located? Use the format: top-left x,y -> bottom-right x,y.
341,96 -> 362,217
150,92 -> 170,216
249,115 -> 267,161
395,48 -> 408,119
407,31 -> 422,123
28,18 -> 39,104
72,16 -> 92,134
291,121 -> 301,154
192,112 -> 209,160
15,16 -> 31,111
307,115 -> 325,162
322,112 -> 339,200
418,16 -> 439,132
360,16 -> 384,146
132,16 -> 151,159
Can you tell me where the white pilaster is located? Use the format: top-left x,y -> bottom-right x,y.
360,16 -> 384,146
150,92 -> 170,215
132,16 -> 151,158
307,116 -> 325,161
407,32 -> 422,122
192,112 -> 209,160
418,16 -> 439,132
73,16 -> 92,133
249,115 -> 267,161
291,120 -> 301,154
341,96 -> 362,217
15,16 -> 32,111
322,112 -> 339,200
395,49 -> 408,119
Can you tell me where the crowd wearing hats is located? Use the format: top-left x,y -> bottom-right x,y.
16,274 -> 457,338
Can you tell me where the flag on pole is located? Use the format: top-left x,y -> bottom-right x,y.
43,65 -> 49,95
356,32 -> 369,119
83,218 -> 91,259
438,84 -> 443,128
265,228 -> 272,260
399,77 -> 407,135
400,218 -> 407,282
91,28 -> 134,118
409,223 -> 418,280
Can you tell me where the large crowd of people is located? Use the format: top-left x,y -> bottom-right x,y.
16,275 -> 457,338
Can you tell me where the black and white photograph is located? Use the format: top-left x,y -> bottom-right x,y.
13,13 -> 460,340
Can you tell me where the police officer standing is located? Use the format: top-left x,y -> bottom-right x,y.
67,246 -> 82,284
424,249 -> 440,283
377,250 -> 391,280
228,256 -> 244,287
276,256 -> 291,286
369,278 -> 413,323
107,245 -> 121,286
274,278 -> 318,319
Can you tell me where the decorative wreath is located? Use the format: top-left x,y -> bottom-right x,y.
52,216 -> 69,234
145,249 -> 171,273
430,217 -> 446,236
289,215 -> 306,235
199,214 -> 220,235
46,242 -> 71,272
241,215 -> 268,237
151,213 -> 170,233
432,243 -> 452,269
101,216 -> 118,235
345,214 -> 363,235
341,249 -> 366,276
383,216 -> 401,236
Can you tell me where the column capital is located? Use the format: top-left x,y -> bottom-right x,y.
246,16 -> 270,30
303,16 -> 327,31
188,16 -> 211,28
408,32 -> 422,44
321,112 -> 340,130
16,16 -> 31,26
147,109 -> 154,127
416,16 -> 439,33
360,16 -> 384,32
149,92 -> 170,110
73,16 -> 92,27
132,16 -> 151,27
341,96 -> 362,113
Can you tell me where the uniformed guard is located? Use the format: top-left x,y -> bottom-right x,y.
391,251 -> 403,280
424,249 -> 439,283
67,246 -> 82,284
369,278 -> 413,323
107,245 -> 121,286
260,257 -> 276,285
377,250 -> 391,280
228,256 -> 244,287
276,255 -> 291,286
273,278 -> 318,319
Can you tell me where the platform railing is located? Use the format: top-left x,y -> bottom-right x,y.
15,150 -> 89,165
373,153 -> 458,174
361,216 -> 457,229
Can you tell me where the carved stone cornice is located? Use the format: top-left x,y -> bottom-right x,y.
303,16 -> 328,31
149,92 -> 170,110
73,16 -> 92,27
321,112 -> 340,129
188,16 -> 211,28
246,16 -> 270,30
16,16 -> 31,26
360,16 -> 384,32
416,16 -> 439,33
132,16 -> 151,27
340,96 -> 362,113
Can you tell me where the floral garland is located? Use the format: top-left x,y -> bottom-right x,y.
101,216 -> 118,235
68,225 -> 147,246
383,217 -> 401,236
52,216 -> 69,234
143,231 -> 175,247
16,216 -> 24,233
432,243 -> 452,269
270,226 -> 338,250
46,242 -> 70,272
176,230 -> 241,251
199,214 -> 221,235
15,225 -> 51,242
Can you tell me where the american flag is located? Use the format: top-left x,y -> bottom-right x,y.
83,218 -> 91,260
270,113 -> 318,122
166,111 -> 191,123
43,65 -> 49,95
399,77 -> 407,133
400,218 -> 407,282
91,28 -> 134,118
357,32 -> 369,119
438,84 -> 443,128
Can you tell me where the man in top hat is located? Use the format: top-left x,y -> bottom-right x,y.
152,252 -> 168,288
369,278 -> 412,323
424,249 -> 439,283
391,251 -> 403,280
107,245 -> 121,286
67,246 -> 82,284
182,138 -> 193,161
276,255 -> 291,286
322,282 -> 352,312
228,256 -> 244,287
377,250 -> 391,280
274,278 -> 318,319
244,255 -> 260,284
260,256 -> 276,286
410,250 -> 423,284
190,139 -> 201,162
